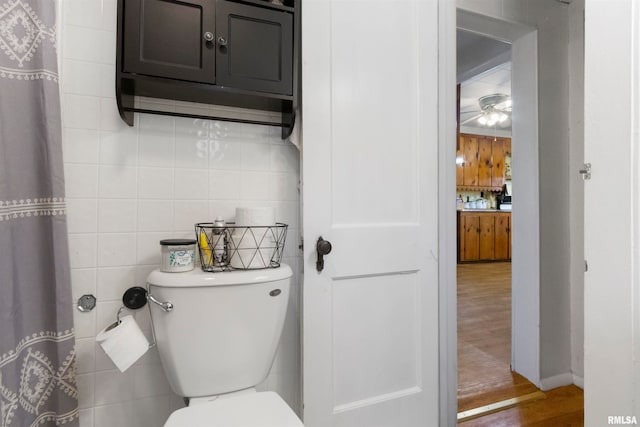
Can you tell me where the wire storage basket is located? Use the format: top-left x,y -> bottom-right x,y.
195,222 -> 288,272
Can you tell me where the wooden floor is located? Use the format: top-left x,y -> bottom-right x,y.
457,262 -> 584,425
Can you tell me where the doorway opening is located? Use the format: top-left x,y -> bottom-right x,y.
456,31 -> 527,416
453,9 -> 541,422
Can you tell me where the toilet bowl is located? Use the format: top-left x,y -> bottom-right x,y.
146,265 -> 303,427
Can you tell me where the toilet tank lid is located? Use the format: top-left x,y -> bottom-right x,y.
148,264 -> 292,288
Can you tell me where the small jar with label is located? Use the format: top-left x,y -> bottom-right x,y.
160,239 -> 196,272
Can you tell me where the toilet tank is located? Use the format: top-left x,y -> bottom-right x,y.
146,265 -> 292,398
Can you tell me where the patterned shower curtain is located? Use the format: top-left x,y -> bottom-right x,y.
0,0 -> 79,426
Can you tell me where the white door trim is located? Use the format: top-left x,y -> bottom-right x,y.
437,1 -> 457,424
438,9 -> 541,424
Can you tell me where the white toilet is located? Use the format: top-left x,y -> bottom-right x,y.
146,264 -> 303,427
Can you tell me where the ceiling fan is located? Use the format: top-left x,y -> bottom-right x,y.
460,93 -> 512,127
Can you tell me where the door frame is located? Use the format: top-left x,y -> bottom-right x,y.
438,9 -> 541,424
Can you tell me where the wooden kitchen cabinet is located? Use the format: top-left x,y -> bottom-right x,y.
458,211 -> 511,262
456,133 -> 512,192
494,212 -> 510,259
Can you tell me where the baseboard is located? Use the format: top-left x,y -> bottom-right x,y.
539,373 -> 574,391
572,374 -> 584,389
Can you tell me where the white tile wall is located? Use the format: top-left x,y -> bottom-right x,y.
60,2 -> 302,425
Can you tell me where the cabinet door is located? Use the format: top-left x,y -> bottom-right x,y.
462,215 -> 480,261
216,0 -> 293,95
463,135 -> 479,186
491,138 -> 506,188
478,214 -> 495,260
494,213 -> 510,260
478,136 -> 493,187
123,0 -> 215,83
456,147 -> 464,186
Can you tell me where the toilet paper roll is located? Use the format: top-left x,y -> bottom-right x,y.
229,230 -> 276,269
235,207 -> 276,226
96,315 -> 149,372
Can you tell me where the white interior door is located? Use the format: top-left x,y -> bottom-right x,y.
301,1 -> 441,426
584,0 -> 639,422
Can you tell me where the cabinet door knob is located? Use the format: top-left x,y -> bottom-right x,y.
217,36 -> 228,46
204,32 -> 214,42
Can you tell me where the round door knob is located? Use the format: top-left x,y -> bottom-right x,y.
204,32 -> 214,42
217,36 -> 228,46
317,238 -> 332,255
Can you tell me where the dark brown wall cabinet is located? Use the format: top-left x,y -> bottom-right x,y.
116,0 -> 297,138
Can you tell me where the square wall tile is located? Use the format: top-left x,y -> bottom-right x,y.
99,129 -> 138,166
99,29 -> 116,65
98,199 -> 137,233
131,364 -> 171,398
76,337 -> 97,374
209,140 -> 242,170
209,201 -> 237,222
62,59 -> 102,97
209,170 -> 240,200
137,200 -> 174,232
98,165 -> 137,198
65,164 -> 98,198
100,0 -> 118,32
77,373 -> 95,409
100,63 -> 116,98
241,142 -> 271,171
64,128 -> 99,164
94,369 -> 134,406
63,0 -> 104,30
71,268 -> 97,302
139,115 -> 174,167
138,168 -> 174,199
97,266 -> 136,301
268,173 -> 299,201
270,144 -> 299,172
63,26 -> 104,63
136,233 -> 165,265
73,304 -> 96,339
79,408 -> 94,427
64,94 -> 101,130
174,200 -> 209,232
66,199 -> 98,233
94,402 -> 135,427
240,172 -> 270,201
101,98 -> 129,132
174,168 -> 207,200
97,233 -> 137,267
175,117 -> 209,168
68,234 -> 98,269
130,397 -> 174,427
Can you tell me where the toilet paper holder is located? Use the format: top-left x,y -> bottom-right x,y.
101,285 -> 174,350
104,307 -> 125,332
123,286 -> 173,313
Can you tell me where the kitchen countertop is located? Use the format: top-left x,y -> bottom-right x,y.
457,209 -> 509,213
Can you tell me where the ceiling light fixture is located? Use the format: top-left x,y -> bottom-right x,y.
476,93 -> 512,127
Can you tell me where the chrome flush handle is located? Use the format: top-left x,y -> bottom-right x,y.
147,293 -> 174,312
